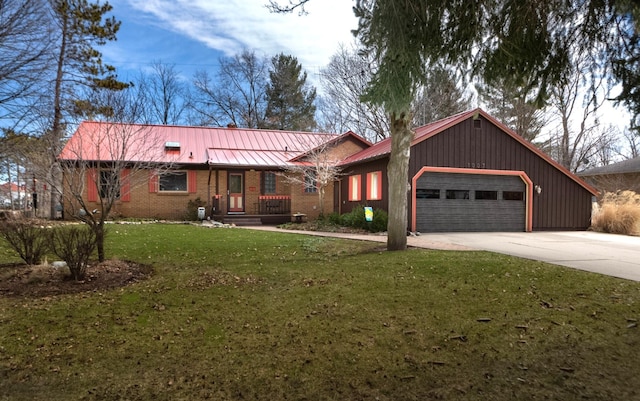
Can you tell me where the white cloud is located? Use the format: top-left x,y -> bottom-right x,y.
123,0 -> 358,71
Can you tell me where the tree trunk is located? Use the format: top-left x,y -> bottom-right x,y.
49,10 -> 69,220
386,112 -> 413,251
318,186 -> 325,217
95,221 -> 106,262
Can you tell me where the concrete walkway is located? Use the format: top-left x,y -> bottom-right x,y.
242,226 -> 640,282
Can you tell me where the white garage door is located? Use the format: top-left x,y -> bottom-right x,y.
415,172 -> 526,232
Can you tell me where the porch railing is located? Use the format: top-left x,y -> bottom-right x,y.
258,195 -> 291,214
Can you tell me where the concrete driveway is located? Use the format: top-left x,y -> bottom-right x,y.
243,226 -> 640,282
413,231 -> 640,282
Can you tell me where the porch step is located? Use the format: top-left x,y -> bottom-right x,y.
222,216 -> 263,226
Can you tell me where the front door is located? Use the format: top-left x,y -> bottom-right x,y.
228,172 -> 244,213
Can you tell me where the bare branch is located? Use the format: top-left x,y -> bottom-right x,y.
266,0 -> 311,15
57,87 -> 179,261
191,50 -> 269,128
278,134 -> 344,215
317,43 -> 388,142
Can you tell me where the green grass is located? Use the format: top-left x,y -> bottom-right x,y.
1,224 -> 639,400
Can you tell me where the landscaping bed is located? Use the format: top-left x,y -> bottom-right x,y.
0,259 -> 153,297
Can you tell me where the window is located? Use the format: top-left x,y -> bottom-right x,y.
262,172 -> 276,194
446,190 -> 469,199
159,171 -> 187,192
348,175 -> 361,201
503,191 -> 524,201
99,170 -> 120,199
475,190 -> 498,200
416,189 -> 440,199
366,171 -> 382,200
304,171 -> 317,193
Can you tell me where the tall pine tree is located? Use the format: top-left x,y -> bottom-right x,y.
50,0 -> 129,140
46,0 -> 129,219
265,54 -> 316,131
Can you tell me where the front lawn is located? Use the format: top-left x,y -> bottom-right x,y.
1,224 -> 639,400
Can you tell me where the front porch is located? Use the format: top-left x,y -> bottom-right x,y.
210,195 -> 294,225
205,167 -> 328,224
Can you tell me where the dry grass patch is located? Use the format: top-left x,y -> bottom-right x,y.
592,190 -> 640,235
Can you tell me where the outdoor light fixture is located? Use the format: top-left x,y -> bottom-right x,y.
535,185 -> 542,195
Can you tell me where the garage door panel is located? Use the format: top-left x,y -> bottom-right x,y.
417,173 -> 524,191
416,172 -> 526,232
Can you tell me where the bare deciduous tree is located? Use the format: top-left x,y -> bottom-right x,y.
539,42 -> 625,173
58,89 -> 177,261
191,50 -> 269,128
0,0 -> 52,126
278,136 -> 344,216
317,44 -> 388,142
319,44 -> 472,144
621,127 -> 640,159
136,61 -> 190,125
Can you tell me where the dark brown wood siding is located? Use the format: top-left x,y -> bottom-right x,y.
338,158 -> 389,215
408,116 -> 592,230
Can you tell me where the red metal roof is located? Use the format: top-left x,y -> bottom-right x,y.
59,122 -> 341,167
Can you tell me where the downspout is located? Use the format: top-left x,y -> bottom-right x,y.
207,163 -> 212,210
215,169 -> 219,195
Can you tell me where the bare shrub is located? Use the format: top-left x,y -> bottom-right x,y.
592,191 -> 640,235
48,225 -> 97,281
0,217 -> 49,265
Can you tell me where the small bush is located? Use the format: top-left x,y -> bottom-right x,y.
185,197 -> 207,221
340,206 -> 388,233
48,225 -> 97,281
592,190 -> 640,235
325,212 -> 342,225
0,217 -> 49,265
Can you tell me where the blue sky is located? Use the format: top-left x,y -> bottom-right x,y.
103,0 -> 359,83
100,0 -> 632,149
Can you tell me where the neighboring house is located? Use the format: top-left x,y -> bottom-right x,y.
577,156 -> 640,195
0,182 -> 27,208
338,108 -> 598,232
58,109 -> 598,231
58,122 -> 370,223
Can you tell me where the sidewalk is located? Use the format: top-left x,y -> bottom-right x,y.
239,225 -> 475,251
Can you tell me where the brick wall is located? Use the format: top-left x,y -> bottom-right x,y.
61,135 -> 368,221
63,168 -> 214,220
326,137 -> 370,161
290,184 -> 333,220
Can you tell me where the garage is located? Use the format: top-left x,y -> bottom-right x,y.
415,170 -> 529,232
339,108 -> 597,232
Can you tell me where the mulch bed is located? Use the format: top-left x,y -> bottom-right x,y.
0,259 -> 153,298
